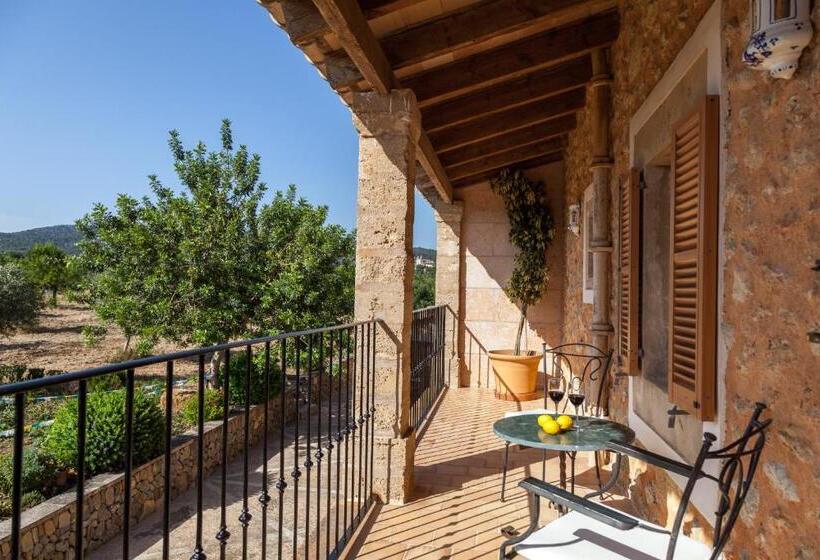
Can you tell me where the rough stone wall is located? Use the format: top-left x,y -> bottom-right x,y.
0,378 -> 330,560
720,2 -> 819,558
561,1 -> 820,558
457,161 -> 565,389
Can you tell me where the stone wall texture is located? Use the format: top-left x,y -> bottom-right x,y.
560,1 -> 820,559
455,161 -> 566,390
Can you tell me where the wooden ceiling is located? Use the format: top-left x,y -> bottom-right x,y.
260,0 -> 620,201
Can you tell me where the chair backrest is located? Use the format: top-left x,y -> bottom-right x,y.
667,402 -> 771,560
542,342 -> 613,416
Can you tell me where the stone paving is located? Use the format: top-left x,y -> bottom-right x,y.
355,387 -> 632,560
86,387 -> 628,559
88,394 -> 370,560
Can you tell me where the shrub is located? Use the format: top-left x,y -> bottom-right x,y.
178,388 -> 224,428
0,263 -> 42,335
0,449 -> 55,497
81,325 -> 108,347
217,350 -> 281,406
43,387 -> 165,475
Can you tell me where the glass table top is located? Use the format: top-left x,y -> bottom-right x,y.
493,413 -> 635,452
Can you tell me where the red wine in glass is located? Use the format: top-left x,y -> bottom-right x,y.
568,378 -> 585,432
547,377 -> 564,414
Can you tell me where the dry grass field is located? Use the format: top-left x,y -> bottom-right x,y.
0,299 -> 198,379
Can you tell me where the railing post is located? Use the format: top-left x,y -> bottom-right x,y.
352,89 -> 419,504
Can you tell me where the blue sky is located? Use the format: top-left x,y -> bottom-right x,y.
0,1 -> 436,247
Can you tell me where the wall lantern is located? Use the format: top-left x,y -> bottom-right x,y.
567,203 -> 581,236
742,0 -> 813,79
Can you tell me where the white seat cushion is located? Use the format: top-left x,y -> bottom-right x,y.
515,509 -> 716,560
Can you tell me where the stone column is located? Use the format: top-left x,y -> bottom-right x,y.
351,89 -> 419,504
433,200 -> 465,387
589,49 -> 614,406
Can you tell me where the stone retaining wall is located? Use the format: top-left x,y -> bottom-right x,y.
0,374 -> 337,560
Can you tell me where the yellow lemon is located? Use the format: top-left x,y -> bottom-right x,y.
542,420 -> 561,435
556,415 -> 574,430
536,414 -> 554,428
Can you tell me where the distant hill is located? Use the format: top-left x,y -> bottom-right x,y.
413,247 -> 436,259
0,225 -> 82,255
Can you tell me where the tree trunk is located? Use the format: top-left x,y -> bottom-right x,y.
514,304 -> 528,355
210,351 -> 223,389
50,287 -> 57,306
124,334 -> 132,352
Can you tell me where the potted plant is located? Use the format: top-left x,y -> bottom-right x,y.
488,169 -> 555,400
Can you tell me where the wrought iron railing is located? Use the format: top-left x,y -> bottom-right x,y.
0,321 -> 378,560
410,306 -> 447,429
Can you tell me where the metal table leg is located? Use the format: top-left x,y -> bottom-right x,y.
500,441 -> 510,502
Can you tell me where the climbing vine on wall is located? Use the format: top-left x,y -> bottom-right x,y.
489,168 -> 555,354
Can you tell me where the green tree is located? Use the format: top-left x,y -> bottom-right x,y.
490,169 -> 555,355
0,263 -> 42,335
413,266 -> 436,309
75,120 -> 355,373
24,243 -> 69,304
255,186 -> 355,333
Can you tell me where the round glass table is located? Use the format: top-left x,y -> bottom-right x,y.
493,413 -> 635,501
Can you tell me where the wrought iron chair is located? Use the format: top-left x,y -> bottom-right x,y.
499,402 -> 772,560
499,343 -> 613,501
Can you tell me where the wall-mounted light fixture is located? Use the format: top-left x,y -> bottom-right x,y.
567,203 -> 581,236
742,0 -> 813,79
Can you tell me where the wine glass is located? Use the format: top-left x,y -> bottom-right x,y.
568,377 -> 586,433
547,376 -> 564,415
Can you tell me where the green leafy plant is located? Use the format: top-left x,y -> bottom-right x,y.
0,263 -> 42,335
216,350 -> 281,406
413,265 -> 436,309
43,387 -> 165,475
81,325 -> 108,347
489,169 -> 555,355
74,120 -> 354,377
23,243 -> 71,305
0,449 -> 56,497
178,388 -> 224,428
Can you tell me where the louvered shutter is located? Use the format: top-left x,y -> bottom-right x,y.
618,168 -> 640,374
668,96 -> 719,421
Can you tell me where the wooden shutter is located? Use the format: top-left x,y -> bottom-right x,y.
668,96 -> 719,421
618,168 -> 641,374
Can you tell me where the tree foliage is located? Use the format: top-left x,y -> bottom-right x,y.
489,168 -> 555,354
413,266 -> 436,309
75,120 -> 354,356
23,243 -> 71,304
0,263 -> 42,335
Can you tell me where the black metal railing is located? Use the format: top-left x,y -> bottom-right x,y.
0,321 -> 378,560
410,306 -> 447,429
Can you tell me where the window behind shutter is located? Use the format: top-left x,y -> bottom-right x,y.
618,168 -> 640,374
668,96 -> 719,420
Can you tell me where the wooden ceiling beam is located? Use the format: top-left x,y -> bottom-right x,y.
451,152 -> 563,189
310,0 -> 453,202
430,90 -> 584,152
439,118 -> 575,167
382,0 -> 616,71
358,0 -> 428,18
422,57 -> 591,132
446,137 -> 565,180
404,10 -> 619,106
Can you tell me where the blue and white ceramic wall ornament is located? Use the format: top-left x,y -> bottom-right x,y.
742,0 -> 813,79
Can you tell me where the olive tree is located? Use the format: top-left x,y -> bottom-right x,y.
76,120 -> 354,373
0,263 -> 42,335
489,169 -> 555,355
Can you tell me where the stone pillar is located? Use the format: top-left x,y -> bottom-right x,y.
433,200 -> 465,387
589,49 -> 614,404
351,89 -> 419,504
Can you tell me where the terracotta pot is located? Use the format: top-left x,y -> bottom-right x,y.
489,350 -> 542,401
